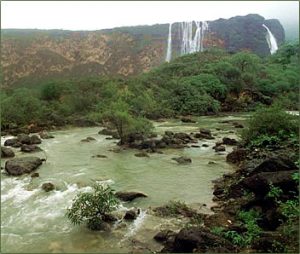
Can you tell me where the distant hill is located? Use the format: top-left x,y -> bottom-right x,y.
1,14 -> 285,87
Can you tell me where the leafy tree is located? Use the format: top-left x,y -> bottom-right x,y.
41,82 -> 62,101
66,184 -> 119,230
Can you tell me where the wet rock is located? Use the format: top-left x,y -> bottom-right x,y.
208,161 -> 216,165
5,157 -> 43,176
1,146 -> 15,158
98,128 -> 119,138
81,136 -> 96,142
250,156 -> 297,176
39,131 -> 54,139
92,154 -> 107,158
42,182 -> 55,192
202,144 -> 209,147
233,122 -> 244,128
31,172 -> 40,178
30,135 -> 42,144
191,145 -> 200,148
222,137 -> 238,145
200,129 -> 211,135
134,151 -> 149,157
174,132 -> 192,140
124,209 -> 139,220
21,144 -> 42,153
214,145 -> 226,152
4,138 -> 21,147
115,191 -> 148,202
172,156 -> 192,164
241,170 -> 298,197
181,117 -> 196,123
102,213 -> 118,222
226,148 -> 247,164
164,131 -> 174,137
162,227 -> 236,253
154,230 -> 176,243
17,134 -> 31,144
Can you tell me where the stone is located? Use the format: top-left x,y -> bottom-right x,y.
172,156 -> 192,164
214,145 -> 226,152
154,230 -> 176,243
115,191 -> 148,202
181,117 -> 196,123
226,148 -> 247,164
202,144 -> 209,147
21,144 -> 42,153
134,152 -> 149,157
17,134 -> 31,144
39,131 -> 54,139
81,136 -> 96,142
30,135 -> 42,144
5,157 -> 43,176
1,146 -> 15,158
222,137 -> 238,145
42,182 -> 55,192
124,209 -> 139,220
31,172 -> 40,178
92,154 -> 107,158
4,138 -> 20,147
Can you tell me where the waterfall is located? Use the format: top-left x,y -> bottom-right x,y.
181,21 -> 208,56
262,24 -> 278,54
165,20 -> 208,62
165,23 -> 172,62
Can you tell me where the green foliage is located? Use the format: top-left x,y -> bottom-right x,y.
242,105 -> 299,145
41,82 -> 62,101
211,226 -> 225,235
66,184 -> 119,230
267,184 -> 283,199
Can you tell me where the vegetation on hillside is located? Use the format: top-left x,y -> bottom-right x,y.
1,43 -> 299,132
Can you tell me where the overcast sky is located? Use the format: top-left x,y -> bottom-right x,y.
1,1 -> 299,30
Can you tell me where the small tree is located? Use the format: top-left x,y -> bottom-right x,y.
66,184 -> 119,230
102,98 -> 153,144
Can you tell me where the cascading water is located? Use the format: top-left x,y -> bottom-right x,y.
262,24 -> 278,54
165,23 -> 173,62
165,21 -> 208,62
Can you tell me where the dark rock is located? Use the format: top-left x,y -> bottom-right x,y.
17,134 -> 31,144
181,117 -> 196,123
172,156 -> 192,164
241,170 -> 298,197
163,227 -> 236,253
208,161 -> 216,165
250,156 -> 297,175
191,145 -> 200,148
195,132 -> 215,140
31,172 -> 40,178
30,135 -> 42,144
164,131 -> 174,137
102,213 -> 118,222
202,144 -> 209,147
1,146 -> 15,158
214,145 -> 226,152
115,191 -> 148,202
134,152 -> 149,157
222,137 -> 238,145
5,157 -> 43,176
233,122 -> 244,128
42,182 -> 55,192
21,144 -> 42,153
39,131 -> 54,139
92,154 -> 107,158
81,136 -> 96,142
226,148 -> 248,164
4,138 -> 21,147
98,128 -> 119,138
200,129 -> 211,135
124,209 -> 138,220
154,230 -> 176,243
174,132 -> 192,140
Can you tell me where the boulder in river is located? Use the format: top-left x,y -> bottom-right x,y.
30,135 -> 42,144
81,137 -> 96,142
4,138 -> 21,147
31,172 -> 40,178
115,191 -> 148,202
39,131 -> 54,139
222,137 -> 238,146
154,230 -> 176,243
1,146 -> 15,158
181,117 -> 196,123
134,151 -> 149,157
172,156 -> 192,164
214,145 -> 226,152
124,209 -> 139,220
5,157 -> 43,176
21,144 -> 42,153
42,182 -> 55,192
17,134 -> 31,144
92,154 -> 107,158
226,148 -> 247,164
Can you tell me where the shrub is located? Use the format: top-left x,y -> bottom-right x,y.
242,105 -> 299,145
66,184 -> 119,230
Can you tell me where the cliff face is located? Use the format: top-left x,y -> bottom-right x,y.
1,14 -> 284,87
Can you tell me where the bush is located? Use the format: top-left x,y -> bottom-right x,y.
66,184 -> 119,230
242,105 -> 299,145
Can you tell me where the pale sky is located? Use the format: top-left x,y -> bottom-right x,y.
1,1 -> 299,30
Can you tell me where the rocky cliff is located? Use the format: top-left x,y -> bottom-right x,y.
1,14 -> 284,87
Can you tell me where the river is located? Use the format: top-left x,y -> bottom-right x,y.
1,113 -> 249,253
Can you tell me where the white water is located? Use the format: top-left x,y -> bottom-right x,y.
166,23 -> 172,62
166,21 -> 208,62
262,24 -> 278,54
